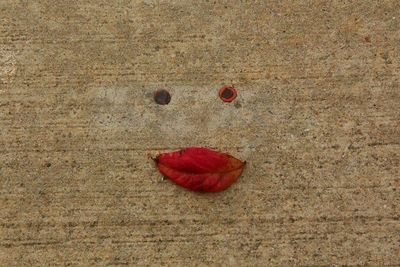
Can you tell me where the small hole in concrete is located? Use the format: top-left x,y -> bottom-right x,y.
154,89 -> 171,105
219,86 -> 237,102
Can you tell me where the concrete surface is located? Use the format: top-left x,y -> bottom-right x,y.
1,1 -> 399,266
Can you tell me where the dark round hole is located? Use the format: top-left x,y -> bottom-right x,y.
221,89 -> 234,99
219,86 -> 237,102
154,89 -> 171,105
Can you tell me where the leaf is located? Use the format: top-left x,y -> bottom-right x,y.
154,147 -> 246,192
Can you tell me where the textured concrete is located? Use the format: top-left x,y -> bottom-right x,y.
1,1 -> 399,266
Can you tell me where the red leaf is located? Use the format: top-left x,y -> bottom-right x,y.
154,147 -> 246,192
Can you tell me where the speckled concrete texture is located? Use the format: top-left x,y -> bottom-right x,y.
1,1 -> 399,266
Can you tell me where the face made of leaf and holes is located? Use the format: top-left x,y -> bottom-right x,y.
87,86 -> 264,192
87,86 -> 283,191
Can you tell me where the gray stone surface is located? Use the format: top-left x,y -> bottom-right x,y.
1,1 -> 399,266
